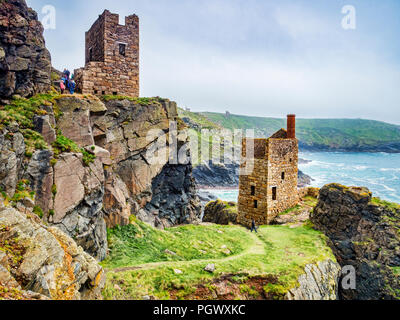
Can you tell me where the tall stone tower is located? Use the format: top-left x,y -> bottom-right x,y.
237,115 -> 299,227
75,10 -> 139,97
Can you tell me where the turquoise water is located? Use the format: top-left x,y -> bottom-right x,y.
203,152 -> 400,203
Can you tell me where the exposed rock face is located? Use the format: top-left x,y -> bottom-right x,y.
0,0 -> 51,100
298,170 -> 313,188
33,115 -> 56,144
25,150 -> 53,215
50,153 -> 107,260
193,162 -> 239,188
287,259 -> 341,300
0,96 -> 201,260
311,184 -> 400,300
193,161 -> 312,189
203,200 -> 238,225
0,125 -> 25,197
91,98 -> 201,230
56,97 -> 96,147
0,207 -> 105,300
141,162 -> 201,229
20,145 -> 108,261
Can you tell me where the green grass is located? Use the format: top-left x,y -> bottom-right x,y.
0,180 -> 35,208
0,93 -> 62,154
276,196 -> 318,217
102,217 -> 249,269
178,108 -> 222,130
279,205 -> 302,216
391,267 -> 400,276
302,196 -> 319,207
102,220 -> 335,300
371,197 -> 400,213
257,225 -> 334,296
52,135 -> 95,166
102,95 -> 166,106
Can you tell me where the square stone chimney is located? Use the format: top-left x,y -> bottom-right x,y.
287,114 -> 296,139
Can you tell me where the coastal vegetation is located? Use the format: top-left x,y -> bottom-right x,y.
178,109 -> 400,152
101,217 -> 335,300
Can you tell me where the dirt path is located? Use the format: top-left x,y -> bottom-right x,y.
107,230 -> 267,274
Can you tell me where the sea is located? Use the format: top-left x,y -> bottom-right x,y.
201,152 -> 400,204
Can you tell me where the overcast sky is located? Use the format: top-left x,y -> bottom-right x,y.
27,0 -> 400,124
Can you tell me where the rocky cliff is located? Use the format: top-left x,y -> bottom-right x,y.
0,94 -> 201,261
0,0 -> 51,100
203,200 -> 238,225
193,161 -> 312,188
0,206 -> 105,300
311,184 -> 400,300
90,97 -> 201,231
287,259 -> 340,300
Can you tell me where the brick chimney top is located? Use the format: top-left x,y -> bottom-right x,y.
287,114 -> 296,139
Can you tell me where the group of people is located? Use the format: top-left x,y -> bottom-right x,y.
59,69 -> 76,94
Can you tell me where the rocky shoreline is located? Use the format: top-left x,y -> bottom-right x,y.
193,160 -> 313,190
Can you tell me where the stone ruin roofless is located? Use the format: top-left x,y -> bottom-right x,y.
238,115 -> 299,227
74,10 -> 139,97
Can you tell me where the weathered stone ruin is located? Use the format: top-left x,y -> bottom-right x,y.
0,0 -> 52,100
238,115 -> 299,226
74,10 -> 139,97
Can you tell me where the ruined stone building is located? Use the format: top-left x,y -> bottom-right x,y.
237,115 -> 299,227
74,10 -> 139,97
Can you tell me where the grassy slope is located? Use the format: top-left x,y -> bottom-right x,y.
183,111 -> 400,150
101,217 -> 335,300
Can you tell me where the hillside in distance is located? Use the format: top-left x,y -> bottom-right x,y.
179,109 -> 400,152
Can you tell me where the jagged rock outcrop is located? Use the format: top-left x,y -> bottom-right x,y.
141,162 -> 201,228
89,97 -> 201,230
50,153 -> 107,260
0,95 -> 201,260
311,184 -> 400,300
287,259 -> 341,300
0,92 -> 204,261
0,0 -> 51,100
203,200 -> 238,225
193,161 -> 312,188
0,124 -> 25,197
193,162 -> 240,188
0,206 -> 105,300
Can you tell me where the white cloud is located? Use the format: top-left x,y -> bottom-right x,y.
27,0 -> 400,124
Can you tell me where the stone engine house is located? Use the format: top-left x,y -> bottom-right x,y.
74,10 -> 139,97
238,115 -> 299,227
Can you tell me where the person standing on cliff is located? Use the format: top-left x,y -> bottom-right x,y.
63,68 -> 70,79
59,80 -> 65,94
251,219 -> 258,233
68,74 -> 76,94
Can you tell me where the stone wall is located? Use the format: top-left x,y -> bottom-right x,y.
85,14 -> 105,63
0,0 -> 51,100
238,135 -> 299,227
267,138 -> 299,216
238,139 -> 270,227
75,10 -> 139,97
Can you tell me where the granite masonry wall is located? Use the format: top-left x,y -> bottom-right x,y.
75,10 -> 139,97
238,133 -> 299,227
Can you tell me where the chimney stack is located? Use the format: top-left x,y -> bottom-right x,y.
287,114 -> 296,139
